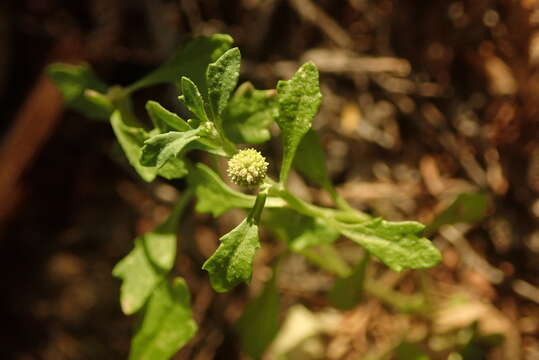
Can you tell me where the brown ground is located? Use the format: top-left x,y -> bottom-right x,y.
1,0 -> 538,359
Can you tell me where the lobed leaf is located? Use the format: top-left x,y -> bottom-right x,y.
112,237 -> 172,315
180,77 -> 210,123
222,82 -> 278,144
110,111 -> 157,182
140,129 -> 201,168
202,218 -> 260,292
236,278 -> 280,359
206,47 -> 241,120
146,101 -> 226,158
128,34 -> 233,93
146,101 -> 191,132
129,278 -> 197,360
338,219 -> 441,272
48,63 -> 111,120
112,200 -> 184,315
275,62 -> 322,184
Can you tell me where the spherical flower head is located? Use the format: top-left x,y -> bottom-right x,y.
227,148 -> 268,187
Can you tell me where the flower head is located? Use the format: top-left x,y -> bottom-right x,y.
227,148 -> 268,187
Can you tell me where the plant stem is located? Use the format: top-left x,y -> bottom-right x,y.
107,86 -> 141,127
269,184 -> 369,226
248,190 -> 267,225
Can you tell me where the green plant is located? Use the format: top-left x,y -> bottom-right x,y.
48,34 -> 442,359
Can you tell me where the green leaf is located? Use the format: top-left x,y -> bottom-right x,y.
206,47 -> 241,120
128,34 -> 233,93
395,343 -> 430,360
146,101 -> 191,132
110,111 -> 157,182
264,209 -> 349,276
264,208 -> 339,252
294,129 -> 332,191
48,63 -> 111,120
222,82 -> 278,144
338,219 -> 441,272
202,217 -> 260,292
140,129 -> 201,168
130,278 -> 197,360
181,77 -> 210,123
276,62 -> 322,184
157,157 -> 189,180
236,278 -> 280,359
188,163 -> 254,216
188,163 -> 285,216
328,254 -> 369,310
425,193 -> 488,234
113,199 -> 186,315
184,138 -> 227,157
84,89 -> 114,117
113,237 -> 172,315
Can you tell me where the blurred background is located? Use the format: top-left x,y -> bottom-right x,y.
1,0 -> 539,359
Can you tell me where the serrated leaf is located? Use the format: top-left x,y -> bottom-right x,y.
202,218 -> 260,292
146,101 -> 191,132
207,47 -> 241,120
236,278 -> 280,359
140,129 -> 201,168
130,278 -> 197,360
188,163 -> 285,216
181,77 -> 210,123
113,200 -> 185,315
48,63 -> 111,119
128,34 -> 233,93
328,254 -> 368,310
276,62 -> 322,184
145,101 -> 225,157
425,193 -> 488,234
294,129 -> 332,191
264,208 -> 339,252
110,111 -> 157,182
338,219 -> 441,272
222,82 -> 278,144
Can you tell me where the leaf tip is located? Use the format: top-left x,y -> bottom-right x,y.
121,298 -> 137,315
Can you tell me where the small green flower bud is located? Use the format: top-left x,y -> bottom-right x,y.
199,121 -> 218,137
227,148 -> 268,187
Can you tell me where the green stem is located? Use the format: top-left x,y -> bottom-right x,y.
161,187 -> 194,230
248,191 -> 267,225
272,187 -> 329,219
334,193 -> 370,221
269,184 -> 369,226
107,86 -> 141,127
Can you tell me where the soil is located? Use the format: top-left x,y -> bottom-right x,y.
1,1 -> 538,359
